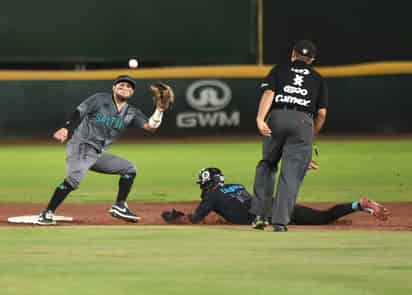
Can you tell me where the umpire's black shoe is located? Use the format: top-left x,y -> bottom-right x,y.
251,216 -> 266,230
109,203 -> 140,223
272,224 -> 288,232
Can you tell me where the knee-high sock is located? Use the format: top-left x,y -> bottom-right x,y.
46,181 -> 74,212
116,173 -> 136,206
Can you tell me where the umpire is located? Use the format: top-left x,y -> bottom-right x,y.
250,40 -> 328,232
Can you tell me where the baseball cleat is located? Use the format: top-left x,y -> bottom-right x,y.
251,216 -> 266,230
359,197 -> 389,221
272,224 -> 288,232
109,203 -> 140,223
36,210 -> 57,225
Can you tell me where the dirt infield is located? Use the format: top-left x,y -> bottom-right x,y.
0,202 -> 411,231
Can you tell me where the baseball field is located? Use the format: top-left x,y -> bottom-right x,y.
1,138 -> 411,294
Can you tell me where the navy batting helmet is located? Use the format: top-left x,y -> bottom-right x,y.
197,167 -> 224,191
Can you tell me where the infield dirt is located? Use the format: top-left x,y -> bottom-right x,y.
0,202 -> 411,231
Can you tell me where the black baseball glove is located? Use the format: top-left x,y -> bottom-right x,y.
161,208 -> 185,224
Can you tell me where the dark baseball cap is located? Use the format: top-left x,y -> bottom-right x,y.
113,75 -> 136,89
293,40 -> 317,58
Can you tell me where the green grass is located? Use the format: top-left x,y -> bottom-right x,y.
1,227 -> 411,295
1,140 -> 411,295
0,139 -> 411,203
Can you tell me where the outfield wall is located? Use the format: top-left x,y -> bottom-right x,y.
0,0 -> 256,66
0,62 -> 411,138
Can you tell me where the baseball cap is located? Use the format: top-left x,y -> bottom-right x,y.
293,40 -> 317,59
113,75 -> 136,89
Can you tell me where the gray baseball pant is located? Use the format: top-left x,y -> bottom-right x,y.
65,142 -> 136,189
250,109 -> 313,225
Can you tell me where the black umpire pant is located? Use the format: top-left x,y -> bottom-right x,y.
250,109 -> 313,225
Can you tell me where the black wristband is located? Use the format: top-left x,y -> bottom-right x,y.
62,110 -> 81,134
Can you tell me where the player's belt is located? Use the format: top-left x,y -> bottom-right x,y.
271,104 -> 313,117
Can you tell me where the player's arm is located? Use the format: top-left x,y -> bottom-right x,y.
53,110 -> 82,143
257,67 -> 278,137
143,82 -> 174,132
187,193 -> 216,224
53,94 -> 98,143
313,79 -> 329,137
313,108 -> 327,137
143,107 -> 164,132
256,90 -> 275,136
310,108 -> 327,170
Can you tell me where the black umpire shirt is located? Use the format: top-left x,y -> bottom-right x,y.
262,60 -> 328,115
188,184 -> 254,225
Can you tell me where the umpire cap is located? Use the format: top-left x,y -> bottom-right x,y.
293,40 -> 317,59
113,75 -> 136,89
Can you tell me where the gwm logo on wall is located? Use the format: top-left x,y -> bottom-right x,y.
186,80 -> 232,111
177,80 -> 240,128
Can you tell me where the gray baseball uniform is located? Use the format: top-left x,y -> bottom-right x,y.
65,92 -> 148,188
37,75 -> 151,225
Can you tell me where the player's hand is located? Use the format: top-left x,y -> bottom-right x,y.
257,119 -> 272,136
155,101 -> 166,112
53,128 -> 68,143
308,159 -> 319,170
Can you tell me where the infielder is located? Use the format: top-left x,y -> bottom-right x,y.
37,75 -> 174,225
251,40 -> 328,232
161,168 -> 389,225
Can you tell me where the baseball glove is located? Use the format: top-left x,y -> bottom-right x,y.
161,208 -> 185,224
150,82 -> 175,111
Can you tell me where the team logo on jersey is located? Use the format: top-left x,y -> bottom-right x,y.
291,68 -> 310,75
275,94 -> 311,106
95,113 -> 125,129
185,80 -> 232,111
293,75 -> 304,87
219,184 -> 243,194
275,70 -> 311,106
283,85 -> 308,96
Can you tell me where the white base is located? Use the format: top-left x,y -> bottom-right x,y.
8,215 -> 73,224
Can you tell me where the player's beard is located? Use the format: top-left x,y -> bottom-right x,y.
114,90 -> 133,102
115,93 -> 130,102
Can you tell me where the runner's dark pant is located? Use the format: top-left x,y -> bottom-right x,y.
290,204 -> 354,225
247,199 -> 355,225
